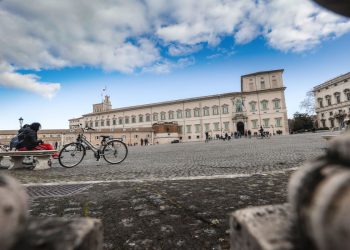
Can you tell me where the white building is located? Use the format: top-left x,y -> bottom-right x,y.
314,72 -> 350,130
69,69 -> 289,143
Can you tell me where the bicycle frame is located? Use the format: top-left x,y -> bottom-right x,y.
75,127 -> 116,159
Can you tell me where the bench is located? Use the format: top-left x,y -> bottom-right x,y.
0,150 -> 57,170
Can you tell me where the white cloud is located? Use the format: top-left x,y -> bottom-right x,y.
0,62 -> 60,98
168,44 -> 202,56
0,0 -> 350,96
142,57 -> 195,74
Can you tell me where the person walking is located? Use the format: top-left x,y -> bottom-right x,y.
54,141 -> 58,150
141,138 -> 144,146
205,131 -> 209,143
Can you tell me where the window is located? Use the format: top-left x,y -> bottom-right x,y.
223,122 -> 229,130
318,99 -> 324,108
251,119 -> 258,129
272,78 -> 277,87
222,105 -> 229,114
113,119 -> 116,125
95,121 -> 98,127
85,122 -> 88,128
212,106 -> 219,115
139,115 -> 143,123
118,118 -> 123,125
250,102 -> 256,112
195,124 -> 201,133
161,112 -> 166,120
185,109 -> 191,118
273,99 -> 281,109
336,95 -> 340,104
322,120 -> 326,128
261,100 -> 268,110
346,92 -> 350,101
263,118 -> 269,128
146,114 -> 151,122
101,120 -> 105,127
325,95 -> 331,106
186,125 -> 192,133
106,120 -> 110,126
203,107 -> 209,116
321,113 -> 324,117
131,116 -> 136,123
330,119 -> 334,127
177,110 -> 183,119
261,81 -> 265,89
204,123 -> 210,132
153,113 -> 158,121
213,122 -> 219,131
275,118 -> 282,127
330,111 -> 333,116
125,117 -> 129,124
249,82 -> 254,91
194,108 -> 200,117
168,111 -> 174,120
90,121 -> 93,127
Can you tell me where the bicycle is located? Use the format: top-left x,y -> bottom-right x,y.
58,126 -> 128,168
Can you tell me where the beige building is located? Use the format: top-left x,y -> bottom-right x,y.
314,72 -> 350,129
69,69 -> 289,143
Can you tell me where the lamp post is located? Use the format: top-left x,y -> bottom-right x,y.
19,117 -> 23,129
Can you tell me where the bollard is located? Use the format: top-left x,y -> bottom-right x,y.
0,174 -> 29,250
288,133 -> 350,250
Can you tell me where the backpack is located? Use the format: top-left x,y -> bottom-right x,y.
10,132 -> 25,150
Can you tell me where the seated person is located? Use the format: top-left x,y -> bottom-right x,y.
17,122 -> 58,158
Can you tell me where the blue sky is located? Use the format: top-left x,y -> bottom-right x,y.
1,0 -> 350,130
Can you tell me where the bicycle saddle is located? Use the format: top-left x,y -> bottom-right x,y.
100,135 -> 110,139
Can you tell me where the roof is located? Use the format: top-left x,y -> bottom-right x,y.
241,69 -> 284,78
313,72 -> 350,91
82,91 -> 241,118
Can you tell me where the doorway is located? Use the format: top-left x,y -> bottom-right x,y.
237,122 -> 244,135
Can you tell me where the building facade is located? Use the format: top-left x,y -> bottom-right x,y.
69,69 -> 289,143
313,72 -> 350,130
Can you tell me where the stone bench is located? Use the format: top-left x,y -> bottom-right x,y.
0,150 -> 57,170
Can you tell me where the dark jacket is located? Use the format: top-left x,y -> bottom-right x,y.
18,127 -> 41,150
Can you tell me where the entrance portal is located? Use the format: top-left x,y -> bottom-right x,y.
237,122 -> 245,135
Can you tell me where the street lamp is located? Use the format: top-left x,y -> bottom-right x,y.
19,117 -> 23,128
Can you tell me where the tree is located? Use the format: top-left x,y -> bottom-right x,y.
291,112 -> 314,132
299,91 -> 316,115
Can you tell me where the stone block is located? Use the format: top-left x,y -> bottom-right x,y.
0,174 -> 28,250
229,204 -> 299,250
12,217 -> 103,250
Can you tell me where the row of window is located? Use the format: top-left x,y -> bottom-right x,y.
318,90 -> 350,108
248,76 -> 278,91
178,118 -> 283,134
84,99 -> 282,127
249,99 -> 281,112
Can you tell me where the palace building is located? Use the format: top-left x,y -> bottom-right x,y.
314,72 -> 350,130
68,69 -> 289,144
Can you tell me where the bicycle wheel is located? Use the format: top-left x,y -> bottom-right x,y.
102,140 -> 128,164
58,143 -> 85,168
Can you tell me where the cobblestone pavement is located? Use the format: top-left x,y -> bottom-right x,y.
1,133 -> 329,249
1,133 -> 327,184
29,171 -> 292,250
